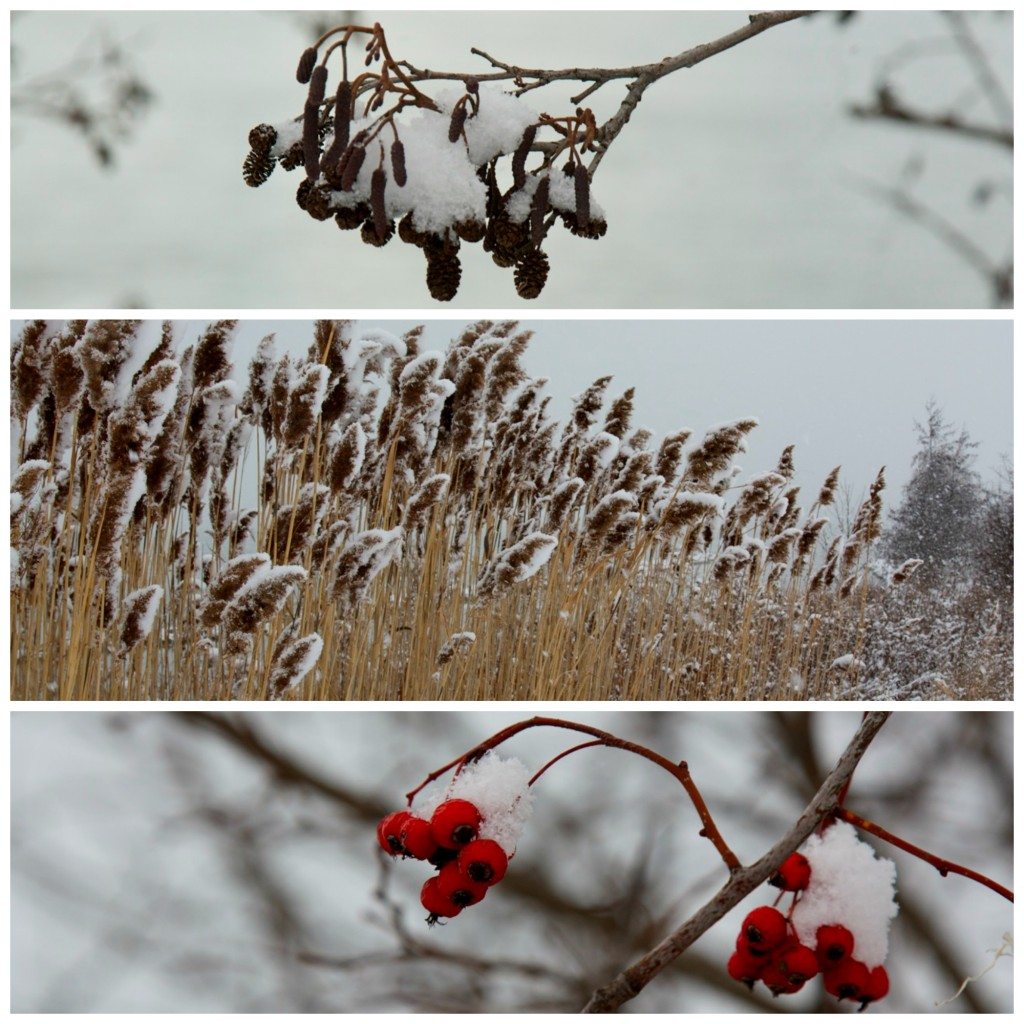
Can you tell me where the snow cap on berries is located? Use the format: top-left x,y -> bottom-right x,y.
791,822 -> 898,968
414,751 -> 533,855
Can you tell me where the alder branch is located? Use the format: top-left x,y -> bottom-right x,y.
849,88 -> 1013,150
398,11 -> 812,172
580,711 -> 891,1013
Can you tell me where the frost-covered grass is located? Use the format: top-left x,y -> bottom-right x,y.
10,320 -> 1010,700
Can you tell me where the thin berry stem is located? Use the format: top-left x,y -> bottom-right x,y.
406,715 -> 741,872
835,807 -> 1013,903
527,740 -> 605,785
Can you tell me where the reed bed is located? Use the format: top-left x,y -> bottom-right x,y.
10,320 -> 1005,700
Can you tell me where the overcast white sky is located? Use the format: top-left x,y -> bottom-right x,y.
10,10 -> 1012,308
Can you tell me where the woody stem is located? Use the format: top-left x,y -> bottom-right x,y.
835,807 -> 1013,903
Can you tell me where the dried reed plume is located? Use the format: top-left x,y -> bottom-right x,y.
10,319 -> 1004,701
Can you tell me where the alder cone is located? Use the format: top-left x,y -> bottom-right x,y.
454,218 -> 486,243
426,253 -> 462,302
561,211 -> 608,239
493,215 -> 526,253
361,218 -> 395,247
399,212 -> 428,247
247,123 -> 278,155
279,141 -> 303,171
336,205 -> 369,231
295,179 -> 314,210
303,185 -> 333,221
514,249 -> 549,299
243,150 -> 274,188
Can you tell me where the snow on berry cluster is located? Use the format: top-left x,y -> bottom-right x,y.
729,823 -> 897,1009
377,753 -> 532,924
243,24 -> 605,302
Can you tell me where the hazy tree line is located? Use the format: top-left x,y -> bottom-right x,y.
885,401 -> 1012,605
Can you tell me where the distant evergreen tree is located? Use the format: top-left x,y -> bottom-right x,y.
974,461 -> 1013,599
885,402 -> 983,584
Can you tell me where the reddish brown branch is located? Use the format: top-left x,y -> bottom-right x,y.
406,715 -> 740,872
528,740 -> 606,784
835,807 -> 1013,903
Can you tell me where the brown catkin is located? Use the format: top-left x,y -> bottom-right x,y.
370,167 -> 388,240
302,100 -> 322,180
296,46 -> 317,84
333,79 -> 352,148
340,145 -> 365,190
573,163 -> 591,230
390,140 -> 407,187
448,103 -> 467,143
511,125 -> 536,188
529,175 -> 550,248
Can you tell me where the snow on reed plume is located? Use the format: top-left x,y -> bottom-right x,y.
9,319 -> 1006,701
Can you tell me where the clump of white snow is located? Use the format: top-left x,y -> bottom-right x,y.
414,751 -> 533,855
791,821 -> 898,968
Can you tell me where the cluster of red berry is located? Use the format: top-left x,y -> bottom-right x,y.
377,798 -> 509,924
727,853 -> 890,1009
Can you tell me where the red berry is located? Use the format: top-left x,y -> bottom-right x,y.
736,935 -> 773,959
860,965 -> 890,1007
776,943 -> 819,983
435,861 -> 488,908
816,924 -> 855,968
377,810 -> 412,854
399,816 -> 438,860
420,876 -> 463,922
457,839 -> 508,885
430,799 -> 482,848
428,846 -> 459,868
760,962 -> 806,996
824,958 -> 871,1002
727,949 -> 764,987
742,906 -> 788,951
770,852 -> 811,892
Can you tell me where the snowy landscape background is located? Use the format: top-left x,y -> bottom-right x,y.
10,10 -> 1012,309
11,710 -> 1013,1012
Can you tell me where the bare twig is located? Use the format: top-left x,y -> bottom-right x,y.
942,11 -> 1012,126
581,711 -> 890,1013
398,11 -> 812,173
849,91 -> 1012,151
851,175 -> 1012,307
835,807 -> 1013,903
